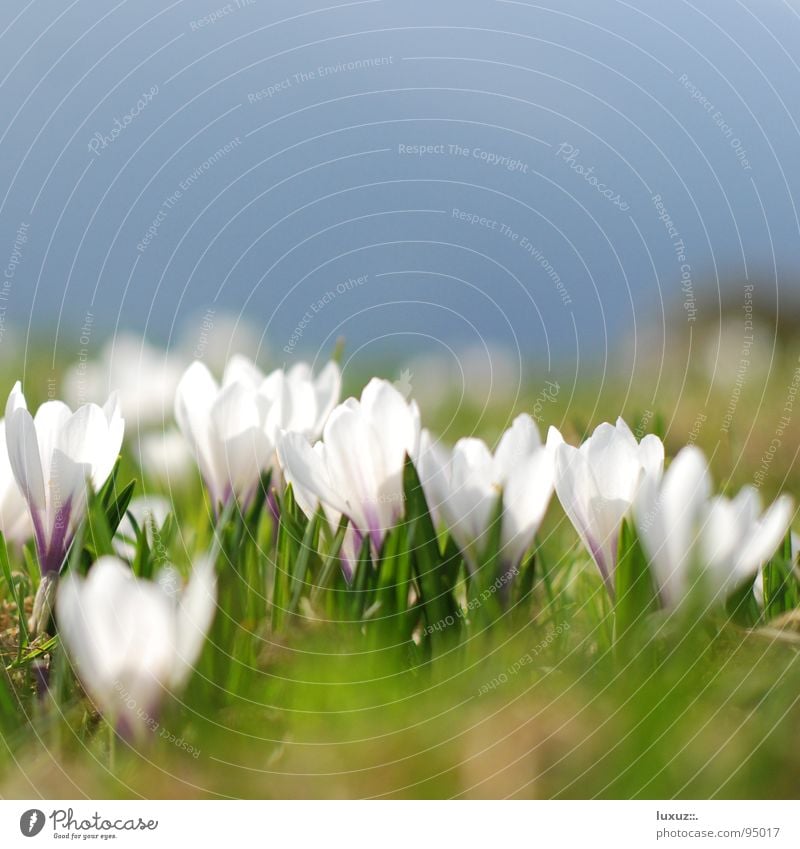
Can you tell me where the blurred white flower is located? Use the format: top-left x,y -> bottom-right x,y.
419,414 -> 554,574
549,418 -> 664,595
113,495 -> 171,562
261,361 -> 342,443
174,361 -> 274,510
179,312 -> 264,375
0,419 -> 32,544
56,556 -> 216,740
63,334 -> 183,431
636,446 -> 794,608
134,428 -> 194,489
277,378 -> 420,566
222,354 -> 341,443
4,382 -> 124,577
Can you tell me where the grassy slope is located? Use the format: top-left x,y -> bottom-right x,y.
1,351 -> 799,799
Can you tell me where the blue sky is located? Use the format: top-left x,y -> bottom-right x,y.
0,0 -> 798,373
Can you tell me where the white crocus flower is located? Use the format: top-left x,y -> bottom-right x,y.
4,382 -> 124,577
174,361 -> 274,510
134,428 -> 194,489
63,333 -> 183,432
635,446 -> 793,609
56,556 -> 216,740
418,414 -> 554,576
277,378 -> 420,570
549,418 -> 664,595
222,354 -> 341,443
0,419 -> 33,544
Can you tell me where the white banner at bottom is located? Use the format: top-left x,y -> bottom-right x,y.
0,800 -> 796,848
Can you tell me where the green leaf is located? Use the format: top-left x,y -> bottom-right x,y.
83,487 -> 116,560
349,534 -> 374,621
726,577 -> 761,628
615,519 -> 657,643
311,515 -> 349,609
288,511 -> 320,614
402,455 -> 459,643
131,514 -> 153,579
273,485 -> 309,631
467,491 -> 506,630
7,635 -> 58,670
761,530 -> 799,621
98,457 -> 122,509
0,665 -> 17,726
104,479 -> 136,535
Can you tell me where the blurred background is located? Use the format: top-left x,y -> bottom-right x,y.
0,0 -> 799,482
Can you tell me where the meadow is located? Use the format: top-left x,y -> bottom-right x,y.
1,334 -> 799,800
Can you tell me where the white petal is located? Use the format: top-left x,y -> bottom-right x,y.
361,378 -> 420,462
583,421 -> 641,504
638,433 -> 665,482
56,403 -> 119,493
277,431 -> 347,518
451,438 -> 494,491
501,448 -> 554,568
0,425 -> 32,541
219,428 -> 272,503
545,426 -> 564,453
174,362 -> 222,500
553,443 -> 592,546
736,493 -> 794,580
493,414 -> 542,482
222,354 -> 264,389
417,430 -> 450,522
323,403 -> 382,535
4,384 -> 45,512
311,361 -> 342,436
33,400 -> 73,483
635,445 -> 710,607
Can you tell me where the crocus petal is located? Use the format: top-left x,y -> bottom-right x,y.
222,354 -> 264,389
277,431 -> 348,518
417,430 -> 450,521
554,443 -> 598,567
638,434 -> 665,482
501,448 -> 554,569
0,419 -> 33,543
56,403 -> 118,493
32,401 -> 72,484
736,493 -> 794,581
635,445 -> 710,608
583,421 -> 642,504
5,383 -> 46,512
493,414 -> 542,482
312,361 -> 342,436
323,403 -> 383,537
174,362 -> 223,501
